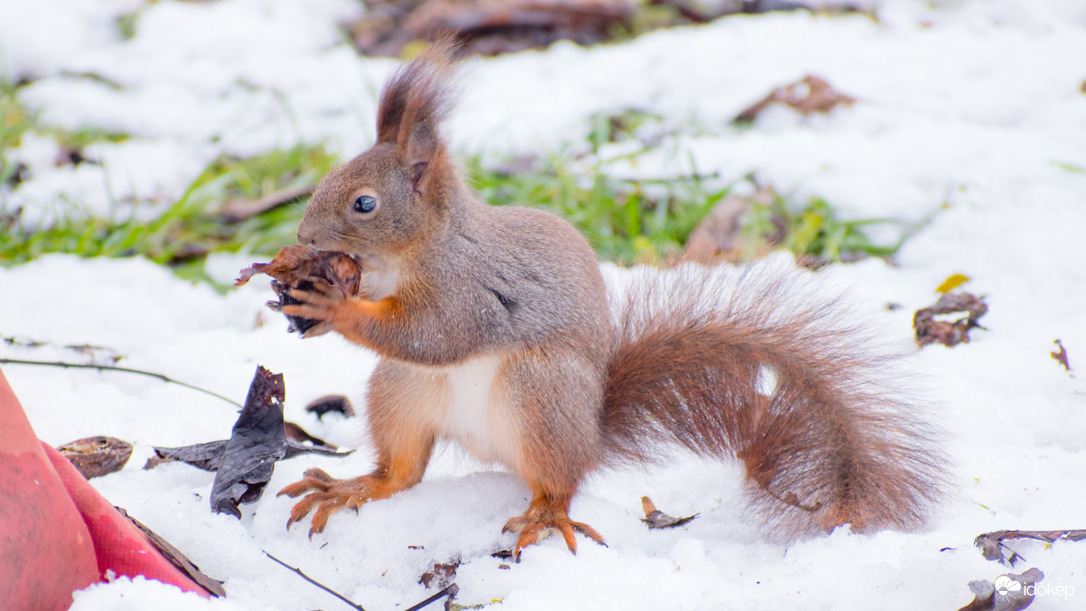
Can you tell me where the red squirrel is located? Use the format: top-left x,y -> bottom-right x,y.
276,42 -> 947,560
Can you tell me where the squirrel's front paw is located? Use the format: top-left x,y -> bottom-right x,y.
280,280 -> 343,338
277,468 -> 372,537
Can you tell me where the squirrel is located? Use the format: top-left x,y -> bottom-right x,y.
276,42 -> 948,560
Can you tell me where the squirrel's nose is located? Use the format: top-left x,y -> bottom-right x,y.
297,226 -> 316,247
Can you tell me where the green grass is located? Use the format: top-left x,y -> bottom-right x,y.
740,192 -> 907,265
470,108 -> 905,265
468,153 -> 729,262
1,143 -> 337,285
3,95 -> 908,283
468,108 -> 733,262
1,80 -> 33,185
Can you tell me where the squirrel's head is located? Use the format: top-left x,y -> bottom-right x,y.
298,42 -> 460,260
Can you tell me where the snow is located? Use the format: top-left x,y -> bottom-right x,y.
2,0 -> 1086,609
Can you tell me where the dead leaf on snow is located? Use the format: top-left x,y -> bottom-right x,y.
305,394 -> 355,421
735,75 -> 855,123
641,496 -> 698,529
974,529 -> 1086,566
210,365 -> 287,517
57,436 -> 133,479
147,424 -> 349,471
1050,340 -> 1071,372
419,559 -> 460,590
913,291 -> 988,348
958,567 -> 1043,611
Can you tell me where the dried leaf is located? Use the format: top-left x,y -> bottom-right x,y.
57,436 -> 133,479
735,75 -> 855,123
147,440 -> 229,472
1051,340 -> 1071,372
419,559 -> 460,590
283,421 -> 338,451
683,188 -> 776,261
974,529 -> 1086,565
235,245 -> 362,293
283,439 -> 352,460
305,394 -> 355,421
958,567 -> 1044,611
147,424 -> 349,472
236,246 -> 364,335
914,291 -> 988,348
211,366 -> 287,517
348,0 -> 634,58
640,496 -> 698,529
936,273 -> 971,293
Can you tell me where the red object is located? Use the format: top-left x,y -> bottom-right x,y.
0,368 -> 214,610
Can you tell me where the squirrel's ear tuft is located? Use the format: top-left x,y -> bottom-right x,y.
375,40 -> 461,189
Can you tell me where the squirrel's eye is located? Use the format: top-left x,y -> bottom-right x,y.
353,195 -> 377,214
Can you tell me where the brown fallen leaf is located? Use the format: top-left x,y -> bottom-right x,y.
236,245 -> 364,335
1050,340 -> 1071,372
57,436 -> 133,479
349,0 -> 634,58
914,291 -> 988,348
974,529 -> 1086,565
283,421 -> 339,451
235,245 -> 362,292
735,75 -> 855,123
959,567 -> 1043,611
419,559 -> 460,590
683,187 -> 778,262
305,394 -> 355,421
641,496 -> 698,529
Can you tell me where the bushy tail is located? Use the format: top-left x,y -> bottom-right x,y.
600,259 -> 948,540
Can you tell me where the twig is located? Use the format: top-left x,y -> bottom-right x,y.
0,358 -> 242,408
264,549 -> 460,611
263,550 -> 367,611
405,583 -> 459,611
220,184 -> 315,223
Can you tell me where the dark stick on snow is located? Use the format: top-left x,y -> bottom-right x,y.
0,358 -> 242,408
263,550 -> 367,611
404,583 -> 459,611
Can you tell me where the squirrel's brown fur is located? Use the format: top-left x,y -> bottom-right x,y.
277,42 -> 947,558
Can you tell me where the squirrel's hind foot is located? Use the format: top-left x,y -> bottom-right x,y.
502,494 -> 607,562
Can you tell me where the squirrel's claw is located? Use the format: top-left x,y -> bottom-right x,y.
278,468 -> 367,537
502,512 -> 607,562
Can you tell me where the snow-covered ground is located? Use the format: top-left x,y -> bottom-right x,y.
2,0 -> 1085,609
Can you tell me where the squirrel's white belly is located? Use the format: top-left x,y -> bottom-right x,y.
435,354 -> 520,467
